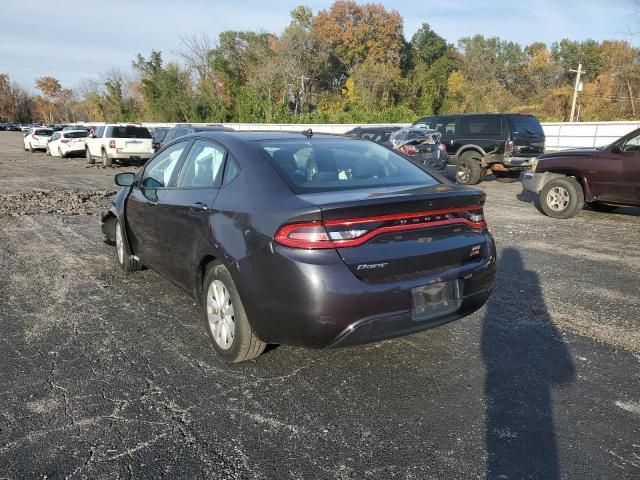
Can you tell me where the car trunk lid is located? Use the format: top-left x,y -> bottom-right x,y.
296,184 -> 490,281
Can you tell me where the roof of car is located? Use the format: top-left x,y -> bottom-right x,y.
188,130 -> 347,142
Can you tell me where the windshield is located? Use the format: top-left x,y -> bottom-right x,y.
63,131 -> 89,139
255,138 -> 438,193
510,115 -> 544,137
109,126 -> 151,139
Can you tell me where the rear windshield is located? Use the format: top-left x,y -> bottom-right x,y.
108,126 -> 151,139
510,115 -> 544,137
35,129 -> 53,136
63,131 -> 88,139
255,138 -> 438,192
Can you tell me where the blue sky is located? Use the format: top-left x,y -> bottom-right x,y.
1,0 -> 637,90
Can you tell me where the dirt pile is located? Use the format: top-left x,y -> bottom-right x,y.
0,189 -> 116,217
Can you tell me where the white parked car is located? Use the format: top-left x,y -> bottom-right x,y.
23,128 -> 54,152
85,124 -> 153,167
47,130 -> 89,158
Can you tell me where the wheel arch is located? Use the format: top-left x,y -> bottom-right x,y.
542,168 -> 591,201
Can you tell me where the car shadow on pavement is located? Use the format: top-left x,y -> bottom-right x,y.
481,248 -> 575,479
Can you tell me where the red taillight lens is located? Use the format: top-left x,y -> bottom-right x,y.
505,140 -> 514,154
402,145 -> 417,156
31,133 -> 37,139
61,139 -> 69,143
109,139 -> 116,148
274,206 -> 487,249
439,143 -> 447,152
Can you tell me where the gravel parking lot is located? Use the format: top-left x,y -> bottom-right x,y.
0,130 -> 639,479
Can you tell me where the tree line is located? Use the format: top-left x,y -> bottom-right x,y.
1,1 -> 639,125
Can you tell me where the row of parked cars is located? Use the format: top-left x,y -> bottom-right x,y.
20,115 -> 639,219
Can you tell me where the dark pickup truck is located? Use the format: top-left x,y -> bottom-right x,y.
522,128 -> 640,218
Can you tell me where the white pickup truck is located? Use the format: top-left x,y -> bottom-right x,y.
85,124 -> 154,167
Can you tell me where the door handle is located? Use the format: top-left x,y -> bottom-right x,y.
190,202 -> 210,212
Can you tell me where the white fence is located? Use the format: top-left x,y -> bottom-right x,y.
105,120 -> 640,152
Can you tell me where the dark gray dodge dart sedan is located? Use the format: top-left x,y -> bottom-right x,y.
102,131 -> 496,362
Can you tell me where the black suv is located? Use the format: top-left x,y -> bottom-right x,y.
159,124 -> 234,149
413,113 -> 545,185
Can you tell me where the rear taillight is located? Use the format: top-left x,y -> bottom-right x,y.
401,145 -> 417,156
275,206 -> 486,249
438,143 -> 447,152
61,139 -> 69,143
109,139 -> 116,148
505,140 -> 514,154
31,133 -> 37,139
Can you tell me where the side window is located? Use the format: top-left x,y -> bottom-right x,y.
413,117 -> 433,129
141,141 -> 188,189
222,157 -> 240,185
94,126 -> 105,138
461,115 -> 501,135
433,117 -> 456,136
52,133 -> 60,141
176,140 -> 226,188
623,134 -> 640,152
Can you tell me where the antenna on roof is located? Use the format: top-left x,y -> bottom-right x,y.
302,128 -> 313,138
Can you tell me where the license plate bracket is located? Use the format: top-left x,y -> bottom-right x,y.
411,279 -> 462,322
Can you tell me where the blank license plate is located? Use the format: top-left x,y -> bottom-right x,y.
411,280 -> 462,321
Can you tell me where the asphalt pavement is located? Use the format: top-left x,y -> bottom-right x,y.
0,131 -> 638,479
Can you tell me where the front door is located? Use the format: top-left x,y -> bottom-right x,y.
592,132 -> 640,204
125,140 -> 190,269
154,139 -> 227,290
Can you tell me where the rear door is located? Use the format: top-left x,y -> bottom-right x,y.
88,126 -> 105,156
126,140 -> 190,268
154,139 -> 227,289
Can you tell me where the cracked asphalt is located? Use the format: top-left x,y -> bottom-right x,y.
0,131 -> 639,479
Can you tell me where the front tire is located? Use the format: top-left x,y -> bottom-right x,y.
539,177 -> 584,219
86,148 -> 95,165
587,202 -> 619,213
115,218 -> 142,273
102,150 -> 112,167
456,152 -> 483,185
203,264 -> 266,363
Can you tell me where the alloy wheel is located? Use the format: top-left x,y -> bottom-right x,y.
115,222 -> 124,265
546,186 -> 570,211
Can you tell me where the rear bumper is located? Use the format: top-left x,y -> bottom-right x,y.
108,151 -> 153,160
502,155 -> 538,168
235,237 -> 497,348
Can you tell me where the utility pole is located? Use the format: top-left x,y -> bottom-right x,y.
569,63 -> 585,122
627,80 -> 636,117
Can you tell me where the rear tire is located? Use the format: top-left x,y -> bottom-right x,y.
59,147 -> 66,158
202,263 -> 266,363
28,143 -> 34,153
46,146 -> 51,157
539,177 -> 584,219
102,150 -> 112,167
456,152 -> 483,185
587,202 -> 619,213
86,148 -> 95,165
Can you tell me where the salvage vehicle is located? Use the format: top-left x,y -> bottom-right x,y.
102,131 -> 496,362
85,124 -> 154,167
23,127 -> 53,152
47,129 -> 89,158
413,113 -> 545,185
345,126 -> 448,170
389,127 -> 448,170
522,128 -> 640,218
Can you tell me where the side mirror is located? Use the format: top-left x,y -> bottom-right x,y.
611,145 -> 622,154
115,172 -> 135,187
